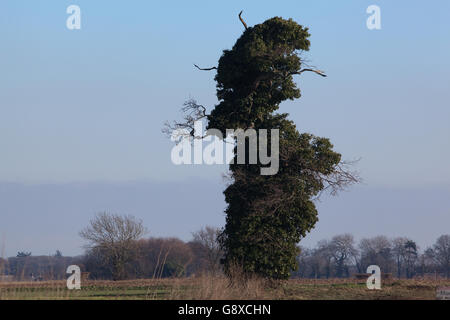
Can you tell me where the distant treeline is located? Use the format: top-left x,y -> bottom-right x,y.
0,226 -> 222,281
1,232 -> 449,281
294,234 -> 449,279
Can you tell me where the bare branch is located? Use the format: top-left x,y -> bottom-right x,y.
194,64 -> 217,71
238,10 -> 248,30
162,99 -> 209,140
313,159 -> 361,200
297,68 -> 327,77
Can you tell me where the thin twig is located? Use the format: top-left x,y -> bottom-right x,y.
297,68 -> 327,77
194,64 -> 217,71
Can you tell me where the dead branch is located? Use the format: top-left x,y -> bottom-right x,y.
238,11 -> 248,30
297,68 -> 327,77
194,64 -> 217,71
162,99 -> 209,140
313,159 -> 361,199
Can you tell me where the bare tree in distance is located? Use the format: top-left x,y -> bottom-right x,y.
79,212 -> 147,280
391,237 -> 420,278
359,236 -> 393,274
315,239 -> 334,279
432,234 -> 450,278
191,226 -> 223,275
329,234 -> 358,278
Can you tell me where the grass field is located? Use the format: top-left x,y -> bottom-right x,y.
1,277 -> 449,300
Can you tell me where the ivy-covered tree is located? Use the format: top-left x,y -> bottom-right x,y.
166,12 -> 358,280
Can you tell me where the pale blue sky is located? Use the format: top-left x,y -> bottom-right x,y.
0,1 -> 449,256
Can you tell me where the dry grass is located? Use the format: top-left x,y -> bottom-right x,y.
1,276 -> 449,300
